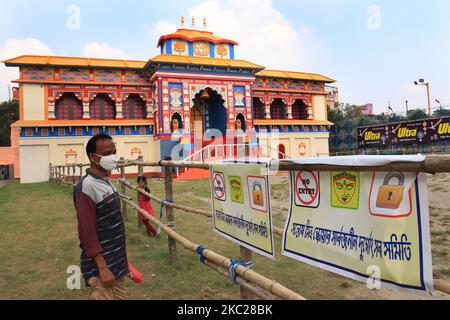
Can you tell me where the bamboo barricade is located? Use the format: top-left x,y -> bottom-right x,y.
120,179 -> 285,236
50,155 -> 450,297
121,196 -> 304,300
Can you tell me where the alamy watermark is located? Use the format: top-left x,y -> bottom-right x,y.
367,5 -> 381,30
66,5 -> 81,30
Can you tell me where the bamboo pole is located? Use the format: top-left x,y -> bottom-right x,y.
240,246 -> 256,300
164,163 -> 177,264
137,156 -> 144,230
120,179 -> 286,237
120,196 -> 304,300
119,158 -> 127,218
203,260 -> 279,300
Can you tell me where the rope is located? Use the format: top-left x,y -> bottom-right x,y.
229,258 -> 254,284
157,200 -> 173,236
196,245 -> 208,264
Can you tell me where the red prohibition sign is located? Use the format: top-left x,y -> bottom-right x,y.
213,173 -> 225,199
295,171 -> 319,205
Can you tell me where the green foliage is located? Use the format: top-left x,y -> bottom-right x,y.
0,100 -> 19,146
406,108 -> 428,121
433,108 -> 450,117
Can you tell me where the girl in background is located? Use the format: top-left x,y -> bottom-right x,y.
137,175 -> 157,237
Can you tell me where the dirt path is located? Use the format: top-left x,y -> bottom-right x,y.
0,181 -> 6,190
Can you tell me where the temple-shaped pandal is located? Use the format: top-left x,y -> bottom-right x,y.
3,17 -> 335,183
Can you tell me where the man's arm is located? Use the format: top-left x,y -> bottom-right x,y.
75,191 -> 115,287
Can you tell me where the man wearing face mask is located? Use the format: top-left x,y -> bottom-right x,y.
73,134 -> 128,300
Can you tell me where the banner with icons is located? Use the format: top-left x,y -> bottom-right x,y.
357,116 -> 450,148
211,162 -> 274,259
283,169 -> 434,294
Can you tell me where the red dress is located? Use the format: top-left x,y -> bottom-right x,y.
138,194 -> 155,219
138,193 -> 157,237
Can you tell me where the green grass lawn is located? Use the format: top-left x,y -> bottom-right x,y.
0,177 -> 447,300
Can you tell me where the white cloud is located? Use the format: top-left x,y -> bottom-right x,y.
150,0 -> 312,70
0,38 -> 52,101
82,42 -> 127,59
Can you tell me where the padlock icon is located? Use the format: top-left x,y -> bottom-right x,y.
376,172 -> 405,209
252,181 -> 264,207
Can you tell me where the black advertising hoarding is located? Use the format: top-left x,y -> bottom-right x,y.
357,116 -> 450,148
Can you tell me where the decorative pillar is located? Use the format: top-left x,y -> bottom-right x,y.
115,100 -> 123,119
307,100 -> 314,120
82,99 -> 90,119
48,100 -> 56,120
264,101 -> 271,119
287,100 -> 293,120
146,101 -> 154,119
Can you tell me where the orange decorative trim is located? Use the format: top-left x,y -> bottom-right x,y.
19,84 -> 24,120
12,79 -> 150,86
254,119 -> 333,126
253,88 -> 329,95
11,119 -> 155,127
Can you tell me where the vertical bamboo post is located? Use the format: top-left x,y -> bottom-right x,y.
164,163 -> 177,264
57,166 -> 61,185
119,157 -> 127,218
72,165 -> 76,187
137,156 -> 144,230
79,164 -> 83,179
49,163 -> 53,183
240,246 -> 256,300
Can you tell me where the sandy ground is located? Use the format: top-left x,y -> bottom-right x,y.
268,172 -> 449,300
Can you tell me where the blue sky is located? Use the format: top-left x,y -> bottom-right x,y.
1,0 -> 449,114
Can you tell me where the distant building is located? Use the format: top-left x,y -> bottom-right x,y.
359,103 -> 373,116
325,85 -> 339,108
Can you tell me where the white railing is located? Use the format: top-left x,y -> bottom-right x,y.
181,143 -> 291,163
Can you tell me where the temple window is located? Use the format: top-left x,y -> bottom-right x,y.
270,98 -> 285,120
123,94 -> 146,119
55,93 -> 83,120
292,99 -> 308,120
89,93 -> 116,120
253,98 -> 265,120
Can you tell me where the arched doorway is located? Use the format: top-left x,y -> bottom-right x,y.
90,93 -> 116,120
270,98 -> 285,120
55,93 -> 83,120
192,88 -> 227,146
123,94 -> 146,119
190,105 -> 203,138
292,99 -> 308,120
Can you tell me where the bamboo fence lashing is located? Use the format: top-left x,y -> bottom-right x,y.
120,179 -> 284,236
120,196 -> 305,300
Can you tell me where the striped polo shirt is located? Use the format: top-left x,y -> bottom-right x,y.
73,169 -> 128,286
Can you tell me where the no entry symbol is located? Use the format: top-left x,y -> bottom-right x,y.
213,172 -> 226,201
294,171 -> 320,208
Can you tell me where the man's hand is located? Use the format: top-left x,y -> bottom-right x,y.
99,266 -> 116,288
94,254 -> 115,288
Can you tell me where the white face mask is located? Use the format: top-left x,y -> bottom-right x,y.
95,154 -> 118,171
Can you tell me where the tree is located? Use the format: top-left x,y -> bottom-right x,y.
406,109 -> 428,121
433,108 -> 450,117
0,100 -> 19,146
327,104 -> 344,123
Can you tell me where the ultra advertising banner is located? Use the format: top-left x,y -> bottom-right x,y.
358,116 -> 450,148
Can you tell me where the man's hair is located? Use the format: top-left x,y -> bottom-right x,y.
86,134 -> 113,157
